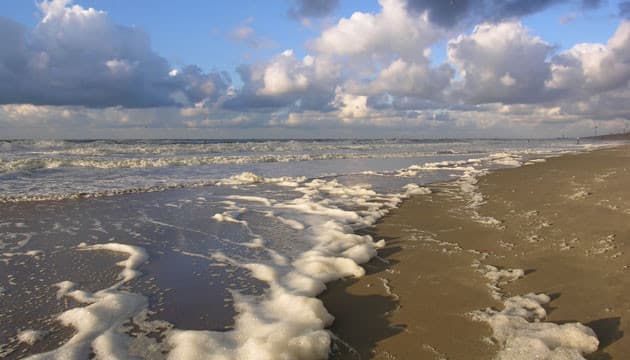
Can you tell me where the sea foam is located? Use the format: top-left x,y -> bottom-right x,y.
474,294 -> 599,360
28,243 -> 149,360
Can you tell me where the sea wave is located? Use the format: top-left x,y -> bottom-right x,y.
0,172 -> 307,203
0,151 -> 451,173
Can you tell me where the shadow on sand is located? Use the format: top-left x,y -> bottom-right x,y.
585,317 -> 624,360
320,231 -> 405,360
546,294 -> 623,360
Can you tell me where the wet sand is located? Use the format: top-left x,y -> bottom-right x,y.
322,145 -> 630,359
0,189 -> 265,358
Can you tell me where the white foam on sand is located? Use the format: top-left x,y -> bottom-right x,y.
489,152 -> 522,167
402,183 -> 432,196
18,330 -> 48,346
54,280 -> 76,299
28,243 -> 149,360
568,190 -> 591,200
274,215 -> 306,230
526,158 -> 546,165
395,155 -> 509,226
212,212 -> 247,225
472,263 -> 599,359
473,294 -> 599,360
78,242 -> 148,285
165,178 -> 410,360
473,262 -> 524,300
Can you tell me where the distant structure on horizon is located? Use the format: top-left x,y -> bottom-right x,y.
585,130 -> 630,141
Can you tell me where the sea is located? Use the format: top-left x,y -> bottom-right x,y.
0,138 -> 605,359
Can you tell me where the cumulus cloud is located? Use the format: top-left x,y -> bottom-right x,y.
283,0 -> 454,118
257,50 -> 311,96
548,21 -> 630,93
2,0 -> 628,138
447,21 -> 553,104
228,0 -> 453,117
312,0 -> 443,62
171,65 -> 232,106
224,50 -> 341,112
443,18 -> 630,118
404,0 -> 603,28
333,91 -> 370,121
288,0 -> 340,19
0,0 -> 229,108
358,59 -> 454,100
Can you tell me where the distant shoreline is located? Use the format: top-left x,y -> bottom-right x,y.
584,132 -> 630,141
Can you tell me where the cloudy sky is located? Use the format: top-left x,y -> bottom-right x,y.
1,0 -> 629,138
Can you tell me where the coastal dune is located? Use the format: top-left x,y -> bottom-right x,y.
323,145 -> 630,359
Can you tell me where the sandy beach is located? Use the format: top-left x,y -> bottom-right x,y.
323,145 -> 630,359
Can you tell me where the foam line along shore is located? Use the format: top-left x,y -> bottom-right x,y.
323,145 -> 630,359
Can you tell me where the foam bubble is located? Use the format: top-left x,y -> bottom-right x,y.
473,293 -> 599,360
78,242 -> 148,284
212,212 -> 247,224
402,183 -> 431,196
30,243 -> 149,360
490,152 -> 522,167
54,281 -> 76,299
17,330 -> 48,346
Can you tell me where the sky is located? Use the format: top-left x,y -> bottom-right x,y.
1,0 -> 630,139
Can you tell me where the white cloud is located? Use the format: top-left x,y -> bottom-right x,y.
105,59 -> 135,75
447,21 -> 553,104
0,0 -> 229,108
333,90 -> 369,121
2,104 -> 52,120
358,58 -> 453,99
548,21 -> 630,92
258,51 -> 311,96
224,50 -> 341,111
500,73 -> 516,87
311,0 -> 442,62
180,102 -> 210,117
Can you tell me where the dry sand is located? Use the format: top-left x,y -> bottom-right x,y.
322,145 -> 630,359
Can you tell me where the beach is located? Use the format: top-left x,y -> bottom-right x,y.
0,139 -> 613,359
3,0 -> 630,358
324,145 -> 630,359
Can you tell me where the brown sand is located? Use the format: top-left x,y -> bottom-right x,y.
322,145 -> 630,359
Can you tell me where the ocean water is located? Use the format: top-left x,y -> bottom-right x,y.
0,139 -> 602,359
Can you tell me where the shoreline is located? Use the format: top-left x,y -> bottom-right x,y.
1,141 -> 618,359
322,145 -> 630,359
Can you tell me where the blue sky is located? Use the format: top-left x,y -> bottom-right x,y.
2,0 -> 373,80
1,0 -> 630,138
2,1 -> 620,73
